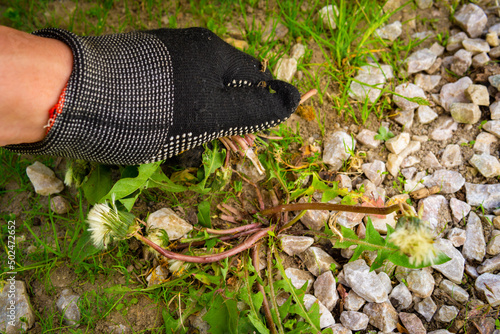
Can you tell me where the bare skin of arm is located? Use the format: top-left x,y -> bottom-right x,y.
0,25 -> 73,146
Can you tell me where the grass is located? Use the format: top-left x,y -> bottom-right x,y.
0,0 -> 442,333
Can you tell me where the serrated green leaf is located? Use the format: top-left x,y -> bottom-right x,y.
81,164 -> 112,205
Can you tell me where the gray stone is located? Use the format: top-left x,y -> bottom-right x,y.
474,132 -> 497,155
487,230 -> 500,255
426,57 -> 443,74
490,23 -> 500,34
284,268 -> 315,291
56,289 -> 80,326
290,43 -> 306,61
449,198 -> 471,222
343,259 -> 388,303
275,57 -> 297,82
314,271 -> 339,311
422,169 -> 465,194
483,120 -> 500,138
487,32 -> 500,47
447,32 -> 468,52
327,324 -> 352,334
26,161 -> 64,196
441,144 -> 463,168
147,208 -> 193,241
363,301 -> 398,332
495,216 -> 500,229
349,72 -> 387,103
385,132 -> 410,155
430,42 -> 445,56
423,151 -> 443,169
378,272 -> 393,295
466,84 -> 490,106
335,210 -> 365,229
465,183 -> 500,210
299,246 -> 337,277
462,212 -> 486,262
389,283 -> 412,310
435,305 -> 459,322
491,102 -> 500,119
361,160 -> 386,186
406,49 -> 437,74
414,73 -> 441,92
0,280 -> 35,333
323,131 -> 356,171
318,5 -> 338,30
335,174 -> 352,191
375,20 -> 402,42
489,75 -> 500,90
344,291 -> 365,311
394,110 -> 414,129
472,52 -> 490,68
470,154 -> 500,178
463,38 -> 491,53
399,312 -> 426,334
340,311 -> 369,331
476,273 -> 500,306
368,212 -> 397,234
439,279 -> 469,303
146,264 -> 168,286
356,129 -> 381,149
303,294 -> 335,328
50,196 -> 71,214
401,156 -> 421,168
261,20 -> 289,42
407,269 -> 435,298
490,45 -> 500,58
298,197 -> 329,230
386,141 -> 421,177
393,83 -> 427,111
415,296 -> 437,322
439,77 -> 472,111
404,170 -> 426,193
430,117 -> 459,141
432,238 -> 465,284
448,228 -> 466,247
280,235 -> 314,256
450,103 -> 481,124
478,253 -> 500,273
429,331 -> 453,334
416,0 -> 433,9
451,49 -> 472,76
454,3 -> 487,38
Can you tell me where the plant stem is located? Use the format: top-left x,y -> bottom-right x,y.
260,202 -> 400,216
252,244 -> 276,334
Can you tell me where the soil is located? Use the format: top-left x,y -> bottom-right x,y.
2,0 -> 500,333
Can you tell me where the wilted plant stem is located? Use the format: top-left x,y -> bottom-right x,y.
260,202 -> 401,216
252,244 -> 276,334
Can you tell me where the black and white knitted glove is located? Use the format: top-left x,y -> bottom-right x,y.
6,27 -> 300,165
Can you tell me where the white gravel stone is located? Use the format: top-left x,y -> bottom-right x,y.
472,52 -> 490,68
435,305 -> 459,322
430,117 -> 459,141
344,291 -> 365,311
474,132 -> 497,154
448,227 -> 467,247
470,154 -> 500,178
491,102 -> 500,119
56,289 -> 80,326
439,77 -> 472,111
483,120 -> 500,138
0,280 -> 35,333
393,83 -> 427,111
466,84 -> 490,106
406,48 -> 437,74
327,324 -> 352,334
478,253 -> 500,273
432,238 -> 465,284
463,38 -> 490,53
318,5 -> 338,30
449,198 -> 471,222
389,283 -> 412,310
439,279 -> 469,303
451,49 -> 472,76
385,133 -> 410,155
335,174 -> 352,191
378,272 -> 393,295
430,42 -> 445,56
363,301 -> 398,332
275,57 -> 297,82
343,259 -> 388,303
406,269 -> 435,298
50,196 -> 71,214
314,271 -> 339,311
462,212 -> 486,262
368,212 -> 397,234
394,110 -> 415,129
299,246 -> 337,277
423,151 -> 443,169
147,208 -> 193,241
284,268 -> 315,291
290,43 -> 306,61
490,23 -> 500,34
298,197 -> 329,230
446,32 -> 468,52
26,161 -> 64,196
340,311 -> 369,331
487,32 -> 500,46
489,75 -> 500,89
401,155 -> 421,168
280,235 -> 314,256
414,73 -> 441,92
356,129 -> 381,148
386,141 -> 421,177
422,169 -> 465,193
487,230 -> 500,256
450,103 -> 482,124
323,131 -> 356,171
441,144 -> 463,168
465,182 -> 500,210
361,160 -> 386,186
415,296 -> 437,322
303,294 -> 335,328
336,210 -> 365,229
454,3 -> 487,38
375,20 -> 402,41
490,45 -> 500,58
475,273 -> 500,306
399,312 -> 427,334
